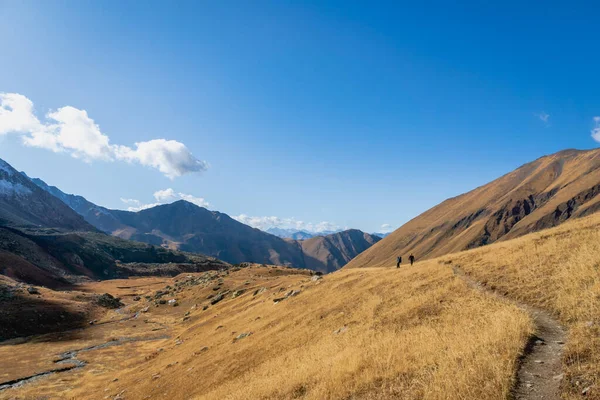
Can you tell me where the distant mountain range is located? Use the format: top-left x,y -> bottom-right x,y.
18,164 -> 380,273
0,159 -> 227,286
265,227 -> 316,240
371,232 -> 391,238
347,148 -> 600,269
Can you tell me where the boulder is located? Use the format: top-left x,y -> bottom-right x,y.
96,293 -> 124,309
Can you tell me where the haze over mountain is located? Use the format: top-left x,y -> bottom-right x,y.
30,171 -> 379,272
265,227 -> 315,240
347,148 -> 600,269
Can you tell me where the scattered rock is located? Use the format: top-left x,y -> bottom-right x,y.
27,286 -> 40,295
211,291 -> 230,305
158,299 -> 167,305
97,293 -> 124,309
231,289 -> 245,298
168,299 -> 179,307
253,287 -> 267,296
273,290 -> 301,303
233,332 -> 253,342
333,326 -> 348,335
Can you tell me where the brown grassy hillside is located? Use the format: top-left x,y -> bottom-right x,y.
346,148 -> 600,269
439,212 -> 600,399
0,264 -> 531,400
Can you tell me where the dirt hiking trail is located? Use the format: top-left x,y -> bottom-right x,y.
452,266 -> 566,400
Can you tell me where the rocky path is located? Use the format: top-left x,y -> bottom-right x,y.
452,266 -> 566,400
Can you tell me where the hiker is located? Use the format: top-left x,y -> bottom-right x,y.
396,256 -> 402,268
409,254 -> 415,266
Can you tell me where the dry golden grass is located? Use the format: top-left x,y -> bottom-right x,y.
441,212 -> 600,399
0,264 -> 531,400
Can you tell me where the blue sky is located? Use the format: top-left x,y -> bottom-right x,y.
1,1 -> 600,233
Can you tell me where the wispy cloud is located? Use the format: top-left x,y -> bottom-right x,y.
535,112 -> 550,126
120,188 -> 209,211
379,223 -> 394,233
232,214 -> 340,233
592,116 -> 600,143
0,93 -> 208,179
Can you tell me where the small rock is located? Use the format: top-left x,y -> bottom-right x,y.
534,339 -> 545,345
233,332 -> 253,342
333,326 -> 348,335
534,360 -> 544,364
211,292 -> 229,305
553,373 -> 564,381
253,287 -> 266,296
27,286 -> 40,295
311,275 -> 322,282
151,374 -> 161,380
168,299 -> 179,307
582,386 -> 592,395
133,296 -> 141,301
202,305 -> 209,310
158,299 -> 167,305
140,306 -> 150,313
231,290 -> 245,298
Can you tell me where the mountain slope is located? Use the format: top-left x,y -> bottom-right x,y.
0,159 -> 94,231
107,201 -> 376,272
346,148 -> 600,268
109,200 -> 308,267
300,229 -> 380,272
0,159 -> 228,285
29,177 -> 126,233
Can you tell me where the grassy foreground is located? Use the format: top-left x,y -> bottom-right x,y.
442,212 -> 600,399
1,263 -> 531,399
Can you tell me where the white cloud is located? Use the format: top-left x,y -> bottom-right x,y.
177,192 -> 210,208
535,112 -> 550,124
380,223 -> 393,233
592,117 -> 600,143
0,93 -> 208,179
121,188 -> 209,212
153,188 -> 177,203
232,214 -> 340,233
